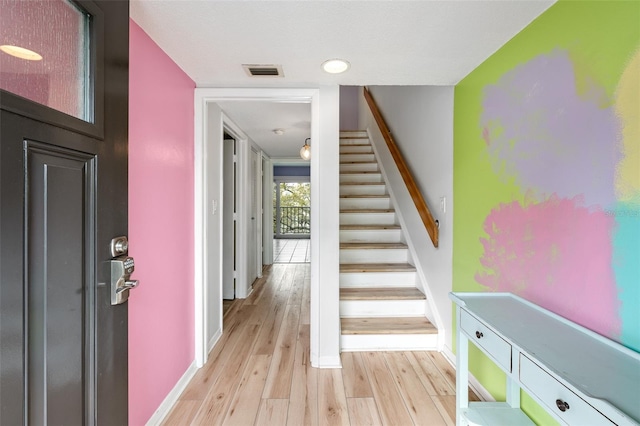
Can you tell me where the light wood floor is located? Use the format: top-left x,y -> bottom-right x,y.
162,263 -> 477,426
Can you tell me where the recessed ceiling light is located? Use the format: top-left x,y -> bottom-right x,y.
0,45 -> 42,61
322,59 -> 350,74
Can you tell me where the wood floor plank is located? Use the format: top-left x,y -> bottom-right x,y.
179,305 -> 257,401
287,264 -> 305,306
251,294 -> 287,355
190,324 -> 261,425
160,400 -> 201,426
222,354 -> 272,425
341,352 -> 373,398
287,325 -> 318,426
384,352 -> 447,425
255,399 -> 290,426
300,276 -> 311,325
426,352 -> 457,394
406,351 -> 455,396
346,398 -> 382,426
262,303 -> 301,398
361,352 -> 414,425
431,395 -> 456,426
318,369 -> 350,426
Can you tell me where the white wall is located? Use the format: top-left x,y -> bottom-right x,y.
310,85 -> 341,367
358,86 -> 455,351
205,102 -> 224,353
339,86 -> 360,130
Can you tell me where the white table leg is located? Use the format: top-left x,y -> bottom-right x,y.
456,306 -> 469,426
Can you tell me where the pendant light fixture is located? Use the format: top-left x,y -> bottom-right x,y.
300,138 -> 311,160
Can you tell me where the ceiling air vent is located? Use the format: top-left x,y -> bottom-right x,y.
243,64 -> 284,78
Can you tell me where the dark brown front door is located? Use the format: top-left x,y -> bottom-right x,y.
0,1 -> 129,424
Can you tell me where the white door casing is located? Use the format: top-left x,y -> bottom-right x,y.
194,87 -> 341,368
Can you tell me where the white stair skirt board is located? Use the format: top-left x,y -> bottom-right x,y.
339,196 -> 391,210
340,333 -> 439,352
340,299 -> 426,317
340,172 -> 383,183
340,153 -> 376,163
340,163 -> 379,173
339,271 -> 417,287
339,211 -> 397,226
339,248 -> 408,263
340,145 -> 373,154
339,228 -> 403,243
339,183 -> 387,196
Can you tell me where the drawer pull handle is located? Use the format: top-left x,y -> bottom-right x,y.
555,399 -> 570,412
475,331 -> 483,339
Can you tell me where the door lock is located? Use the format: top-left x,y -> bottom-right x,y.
108,237 -> 139,305
110,256 -> 138,305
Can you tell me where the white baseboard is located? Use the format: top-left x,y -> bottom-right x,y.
441,347 -> 495,403
145,360 -> 199,426
207,328 -> 222,355
312,355 -> 342,369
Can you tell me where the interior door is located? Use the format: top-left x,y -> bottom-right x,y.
222,138 -> 236,299
248,148 -> 259,284
0,1 -> 130,424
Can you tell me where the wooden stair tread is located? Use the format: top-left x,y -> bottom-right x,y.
340,160 -> 377,164
340,143 -> 371,146
340,209 -> 395,214
340,263 -> 416,272
341,317 -> 436,335
340,171 -> 380,174
340,242 -> 407,249
340,194 -> 389,199
340,224 -> 400,230
340,287 -> 425,301
340,182 -> 385,186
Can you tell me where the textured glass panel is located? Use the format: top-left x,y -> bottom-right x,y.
0,0 -> 90,121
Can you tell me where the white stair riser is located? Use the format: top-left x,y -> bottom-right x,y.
340,197 -> 391,210
340,173 -> 383,183
340,229 -> 402,243
340,271 -> 416,287
340,145 -> 372,154
340,300 -> 426,317
340,248 -> 407,263
340,163 -> 379,172
339,212 -> 397,226
341,153 -> 376,163
340,185 -> 387,196
340,334 -> 438,352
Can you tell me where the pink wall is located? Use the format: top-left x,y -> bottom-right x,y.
128,20 -> 195,425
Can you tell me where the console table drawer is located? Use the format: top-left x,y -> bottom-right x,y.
520,355 -> 615,425
460,309 -> 512,372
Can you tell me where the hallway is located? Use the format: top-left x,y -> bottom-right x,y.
162,264 -> 477,425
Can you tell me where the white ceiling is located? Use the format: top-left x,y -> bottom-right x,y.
218,100 -> 311,159
130,0 -> 555,157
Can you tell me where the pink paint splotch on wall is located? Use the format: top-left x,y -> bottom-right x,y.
481,49 -> 622,208
476,195 -> 621,338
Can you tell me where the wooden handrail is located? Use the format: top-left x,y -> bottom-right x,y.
363,87 -> 439,248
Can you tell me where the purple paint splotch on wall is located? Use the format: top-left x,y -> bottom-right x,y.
481,49 -> 622,208
476,195 -> 621,339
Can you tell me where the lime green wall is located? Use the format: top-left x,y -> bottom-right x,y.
454,1 -> 639,424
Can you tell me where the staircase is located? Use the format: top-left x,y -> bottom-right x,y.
339,130 -> 438,351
